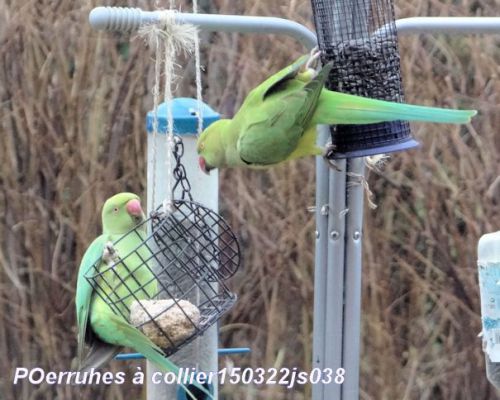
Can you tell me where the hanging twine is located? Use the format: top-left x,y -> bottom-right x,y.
162,17 -> 176,213
190,0 -> 203,370
192,0 -> 204,135
142,27 -> 163,214
138,9 -> 198,211
347,172 -> 377,210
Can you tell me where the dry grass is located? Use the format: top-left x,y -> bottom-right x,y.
0,0 -> 498,399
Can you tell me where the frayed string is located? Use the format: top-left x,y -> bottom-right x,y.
137,8 -> 199,211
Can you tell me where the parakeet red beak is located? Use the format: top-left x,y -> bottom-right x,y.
199,156 -> 210,175
126,199 -> 143,217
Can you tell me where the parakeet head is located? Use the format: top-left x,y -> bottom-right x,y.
101,192 -> 145,234
196,119 -> 231,174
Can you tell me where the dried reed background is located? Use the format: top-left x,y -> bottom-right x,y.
0,0 -> 499,399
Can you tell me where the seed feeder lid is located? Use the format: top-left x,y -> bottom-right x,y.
146,97 -> 220,134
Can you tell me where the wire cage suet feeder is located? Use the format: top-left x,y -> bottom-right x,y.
85,199 -> 240,356
311,0 -> 419,158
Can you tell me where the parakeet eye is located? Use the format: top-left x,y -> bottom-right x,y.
113,207 -> 119,213
199,143 -> 205,150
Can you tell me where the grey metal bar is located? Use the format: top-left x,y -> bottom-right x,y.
323,158 -> 348,400
341,158 -> 365,399
90,8 -> 500,39
312,126 -> 332,400
89,7 -> 318,48
396,17 -> 500,35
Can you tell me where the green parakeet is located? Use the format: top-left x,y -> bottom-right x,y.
197,55 -> 477,172
76,193 -> 211,399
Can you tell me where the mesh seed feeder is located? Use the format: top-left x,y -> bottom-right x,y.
85,98 -> 240,357
312,0 -> 419,158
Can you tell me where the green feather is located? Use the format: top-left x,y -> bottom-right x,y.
314,89 -> 477,125
76,235 -> 106,365
90,306 -> 212,400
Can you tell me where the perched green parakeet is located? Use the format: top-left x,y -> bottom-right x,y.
76,193 -> 211,399
197,55 -> 477,172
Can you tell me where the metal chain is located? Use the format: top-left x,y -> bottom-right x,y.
171,136 -> 210,254
171,136 -> 193,202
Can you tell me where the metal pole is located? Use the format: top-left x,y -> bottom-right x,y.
341,158 -> 365,398
323,157 -> 348,400
396,17 -> 500,35
89,7 -> 318,49
312,126 -> 332,400
89,8 -> 500,38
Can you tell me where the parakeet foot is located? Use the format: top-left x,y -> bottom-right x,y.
323,142 -> 335,158
323,143 -> 342,171
296,48 -> 323,82
102,242 -> 120,265
305,47 -> 322,70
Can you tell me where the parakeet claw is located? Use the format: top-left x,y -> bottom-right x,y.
103,242 -> 120,265
323,143 -> 342,171
104,242 -> 116,255
305,47 -> 322,71
323,142 -> 335,158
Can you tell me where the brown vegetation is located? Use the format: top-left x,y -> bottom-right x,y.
0,0 -> 499,399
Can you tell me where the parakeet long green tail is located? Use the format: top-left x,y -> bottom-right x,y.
314,89 -> 476,125
103,313 -> 182,375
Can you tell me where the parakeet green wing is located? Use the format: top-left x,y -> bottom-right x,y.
260,54 -> 309,99
75,235 -> 107,365
241,54 -> 309,108
237,62 -> 333,165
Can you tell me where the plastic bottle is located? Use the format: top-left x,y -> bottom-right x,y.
478,231 -> 500,388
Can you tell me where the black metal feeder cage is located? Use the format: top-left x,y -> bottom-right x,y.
85,198 -> 240,357
311,0 -> 418,158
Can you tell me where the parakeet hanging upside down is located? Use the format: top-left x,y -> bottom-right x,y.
75,193 -> 211,399
196,55 -> 476,172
